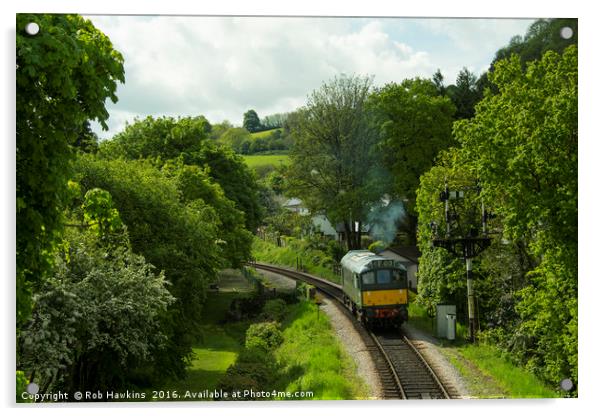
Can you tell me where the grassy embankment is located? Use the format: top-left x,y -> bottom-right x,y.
255,238 -> 559,398
253,237 -> 340,284
408,298 -> 560,398
152,270 -> 254,399
152,268 -> 365,400
273,300 -> 368,399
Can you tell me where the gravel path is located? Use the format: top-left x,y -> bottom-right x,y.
256,267 -> 471,399
257,269 -> 383,399
319,298 -> 384,400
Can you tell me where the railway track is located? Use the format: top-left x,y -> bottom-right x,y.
250,262 -> 452,400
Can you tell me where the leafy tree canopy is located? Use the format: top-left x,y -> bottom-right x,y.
492,18 -> 577,69
101,115 -> 211,160
100,117 -> 263,231
286,74 -> 383,249
16,13 -> 124,327
368,77 -> 456,243
417,45 -> 577,389
243,109 -> 262,133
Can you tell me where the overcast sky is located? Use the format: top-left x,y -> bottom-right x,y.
87,15 -> 536,139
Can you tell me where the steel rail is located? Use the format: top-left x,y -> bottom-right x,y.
248,262 -> 451,400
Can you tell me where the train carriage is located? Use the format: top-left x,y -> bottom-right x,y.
341,250 -> 409,327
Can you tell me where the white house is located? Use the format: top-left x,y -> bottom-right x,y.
283,198 -> 309,215
379,246 -> 420,291
311,214 -> 337,238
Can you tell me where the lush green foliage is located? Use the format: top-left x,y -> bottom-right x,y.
261,112 -> 289,129
217,127 -> 252,152
253,237 -> 341,284
218,127 -> 289,154
286,75 -> 383,249
260,299 -> 288,321
162,160 -> 253,268
75,156 -> 223,320
274,302 -> 368,399
99,115 -> 262,231
16,13 -> 124,327
447,68 -> 481,119
245,322 -> 284,351
101,115 -> 211,160
243,109 -> 262,132
416,46 -> 577,390
19,225 -> 173,394
73,155 -> 229,381
369,78 -> 456,218
492,19 -> 577,68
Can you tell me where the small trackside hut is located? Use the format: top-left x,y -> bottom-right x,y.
340,250 -> 409,327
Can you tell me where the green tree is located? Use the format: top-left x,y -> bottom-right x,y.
73,121 -> 100,154
368,78 -> 456,244
492,18 -> 577,69
209,120 -> 234,140
261,112 -> 289,129
162,159 -> 253,268
286,75 -> 383,249
217,127 -> 252,153
448,67 -> 481,119
432,69 -> 447,96
455,47 -> 577,387
417,46 -> 577,389
243,109 -> 262,132
99,117 -> 263,231
74,156 -> 226,380
16,14 -> 124,328
19,226 -> 174,395
101,115 -> 211,160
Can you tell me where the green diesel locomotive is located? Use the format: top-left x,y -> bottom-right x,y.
341,250 -> 409,326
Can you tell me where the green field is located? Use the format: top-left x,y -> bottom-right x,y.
243,154 -> 290,168
250,128 -> 283,139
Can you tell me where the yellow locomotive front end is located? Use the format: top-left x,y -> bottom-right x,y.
341,251 -> 409,327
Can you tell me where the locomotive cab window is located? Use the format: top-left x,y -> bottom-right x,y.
376,269 -> 391,284
392,269 -> 407,287
362,271 -> 375,285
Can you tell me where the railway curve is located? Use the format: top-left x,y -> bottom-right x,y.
249,262 -> 453,400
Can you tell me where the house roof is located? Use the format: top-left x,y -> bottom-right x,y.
283,198 -> 303,207
383,246 -> 421,263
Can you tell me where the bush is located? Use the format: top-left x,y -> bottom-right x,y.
368,240 -> 386,253
18,228 -> 174,394
245,322 -> 284,351
226,294 -> 266,321
261,299 -> 287,321
216,346 -> 277,399
217,374 -> 261,399
16,371 -> 31,403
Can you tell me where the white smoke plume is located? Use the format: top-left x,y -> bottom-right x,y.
367,199 -> 406,245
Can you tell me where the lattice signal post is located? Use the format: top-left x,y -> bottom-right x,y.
431,182 -> 493,343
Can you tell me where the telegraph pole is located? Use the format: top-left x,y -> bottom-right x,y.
432,181 -> 492,343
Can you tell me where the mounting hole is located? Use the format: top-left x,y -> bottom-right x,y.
560,26 -> 573,40
25,22 -> 40,36
26,382 -> 40,395
559,378 -> 574,391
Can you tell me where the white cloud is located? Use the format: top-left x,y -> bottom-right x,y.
87,16 -> 533,139
88,16 -> 439,138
